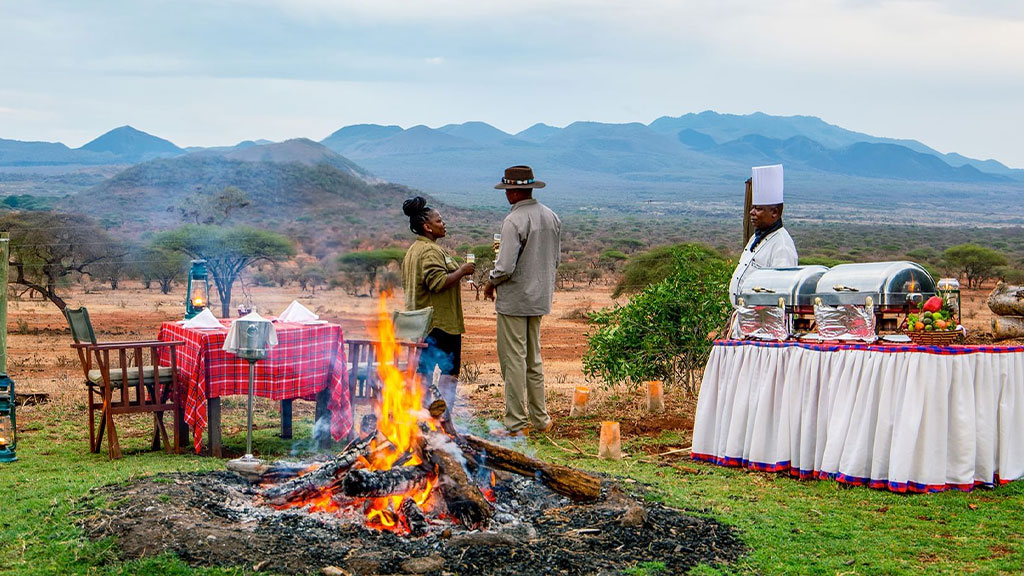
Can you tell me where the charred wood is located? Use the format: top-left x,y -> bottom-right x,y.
261,433 -> 374,507
427,380 -> 459,438
463,434 -> 602,502
342,464 -> 433,499
399,498 -> 429,537
425,440 -> 492,528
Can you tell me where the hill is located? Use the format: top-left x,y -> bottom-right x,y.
65,151 -> 449,251
211,138 -> 379,182
79,125 -> 182,162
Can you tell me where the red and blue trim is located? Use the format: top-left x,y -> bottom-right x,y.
692,452 -> 1011,494
713,339 -> 1024,356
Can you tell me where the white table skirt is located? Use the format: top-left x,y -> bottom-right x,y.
692,340 -> 1024,492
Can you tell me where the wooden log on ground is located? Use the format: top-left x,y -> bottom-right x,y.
988,283 -> 1024,317
342,464 -> 433,499
262,433 -> 374,506
992,315 -> 1024,340
425,439 -> 492,528
462,434 -> 602,502
399,498 -> 429,536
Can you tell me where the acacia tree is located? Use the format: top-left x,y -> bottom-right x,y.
943,244 -> 1007,289
336,248 -> 405,296
89,241 -> 134,290
138,244 -> 189,294
156,225 -> 295,316
1,212 -> 114,310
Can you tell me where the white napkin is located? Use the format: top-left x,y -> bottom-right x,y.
182,308 -> 223,329
278,300 -> 319,323
222,311 -> 279,354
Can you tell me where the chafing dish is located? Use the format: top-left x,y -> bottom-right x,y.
734,266 -> 829,336
736,266 -> 829,309
814,261 -> 936,331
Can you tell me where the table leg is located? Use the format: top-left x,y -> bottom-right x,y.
208,397 -> 222,458
315,387 -> 331,450
280,399 -> 293,439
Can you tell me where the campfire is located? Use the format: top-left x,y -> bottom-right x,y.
257,295 -> 600,535
77,295 -> 747,574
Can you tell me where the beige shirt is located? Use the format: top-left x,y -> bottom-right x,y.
489,199 -> 561,316
403,236 -> 465,334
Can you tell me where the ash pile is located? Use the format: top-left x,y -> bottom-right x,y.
78,467 -> 746,575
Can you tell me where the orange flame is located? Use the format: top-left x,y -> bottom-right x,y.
357,293 -> 440,531
369,292 -> 425,469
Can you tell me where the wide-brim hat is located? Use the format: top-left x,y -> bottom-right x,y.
494,165 -> 546,189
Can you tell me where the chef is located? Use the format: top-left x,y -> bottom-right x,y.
728,164 -> 799,305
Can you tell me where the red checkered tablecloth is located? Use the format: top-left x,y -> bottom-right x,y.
158,320 -> 352,453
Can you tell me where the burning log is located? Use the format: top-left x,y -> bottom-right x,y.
424,438 -> 492,528
342,464 -> 433,499
462,434 -> 602,502
427,376 -> 459,438
262,433 -> 374,507
399,497 -> 429,536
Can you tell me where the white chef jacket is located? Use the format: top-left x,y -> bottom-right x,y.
728,227 -> 798,305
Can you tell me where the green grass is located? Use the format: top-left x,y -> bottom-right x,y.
530,424 -> 1024,576
4,402 -> 1024,575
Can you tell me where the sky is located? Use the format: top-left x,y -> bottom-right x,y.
2,0 -> 1024,167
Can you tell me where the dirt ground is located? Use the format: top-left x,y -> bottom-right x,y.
7,278 -> 1016,451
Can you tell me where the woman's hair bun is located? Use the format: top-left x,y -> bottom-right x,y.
403,196 -> 427,217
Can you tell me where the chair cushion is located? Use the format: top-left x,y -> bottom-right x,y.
87,366 -> 175,387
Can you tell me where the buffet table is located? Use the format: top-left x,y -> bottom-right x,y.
692,339 -> 1024,492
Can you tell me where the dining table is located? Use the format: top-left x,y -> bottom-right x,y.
158,319 -> 352,456
692,338 -> 1024,493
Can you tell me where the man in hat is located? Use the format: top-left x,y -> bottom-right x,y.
729,164 -> 798,304
484,165 -> 561,436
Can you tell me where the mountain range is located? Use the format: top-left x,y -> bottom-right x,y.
4,111 -> 1024,224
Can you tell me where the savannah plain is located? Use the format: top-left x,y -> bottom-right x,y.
9,275 -> 1010,453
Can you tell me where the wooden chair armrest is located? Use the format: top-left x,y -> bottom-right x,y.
397,340 -> 428,349
85,340 -> 185,350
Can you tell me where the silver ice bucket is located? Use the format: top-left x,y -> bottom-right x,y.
234,320 -> 272,361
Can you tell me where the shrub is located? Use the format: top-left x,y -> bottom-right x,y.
612,243 -> 721,298
584,243 -> 732,395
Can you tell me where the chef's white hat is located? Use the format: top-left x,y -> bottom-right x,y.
751,164 -> 784,205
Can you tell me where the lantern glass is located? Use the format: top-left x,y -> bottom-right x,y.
191,284 -> 208,309
185,259 -> 211,319
937,278 -> 962,321
0,414 -> 10,448
0,374 -> 16,462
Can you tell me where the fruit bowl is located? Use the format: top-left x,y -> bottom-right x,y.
901,295 -> 964,346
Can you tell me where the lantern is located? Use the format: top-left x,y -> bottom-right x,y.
937,278 -> 962,322
0,373 -> 16,463
185,259 -> 210,319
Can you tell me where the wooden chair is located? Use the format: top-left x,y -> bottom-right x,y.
65,307 -> 183,459
347,307 -> 433,427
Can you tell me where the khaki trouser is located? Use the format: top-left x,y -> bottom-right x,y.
496,313 -> 549,432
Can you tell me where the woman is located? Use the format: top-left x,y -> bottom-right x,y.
401,196 -> 475,407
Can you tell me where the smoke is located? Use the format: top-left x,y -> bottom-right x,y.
290,413 -> 334,456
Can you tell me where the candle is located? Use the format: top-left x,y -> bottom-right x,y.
646,380 -> 664,413
598,421 -> 622,460
570,386 -> 590,417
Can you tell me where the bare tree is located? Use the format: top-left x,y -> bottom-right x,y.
1,212 -> 115,310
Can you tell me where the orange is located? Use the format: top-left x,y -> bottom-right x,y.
914,321 -> 925,331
